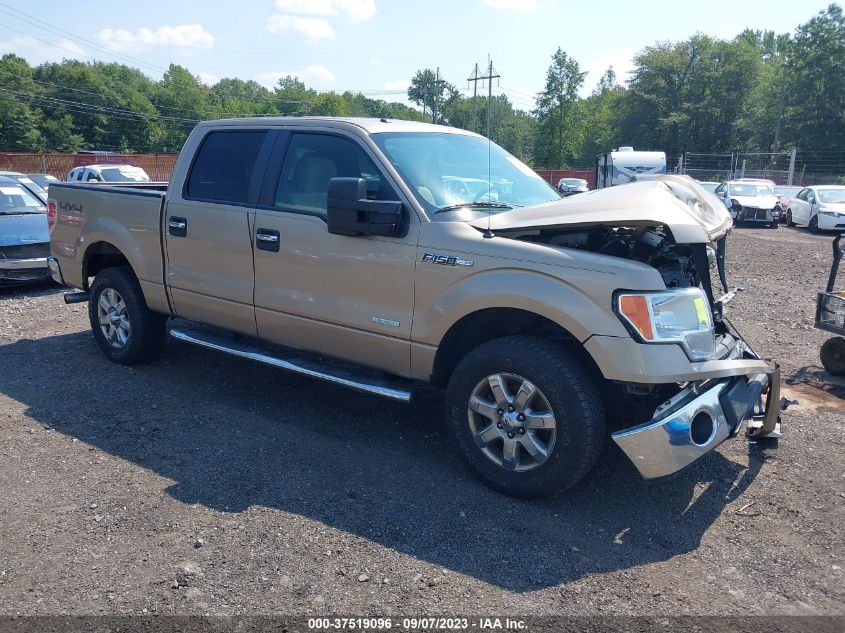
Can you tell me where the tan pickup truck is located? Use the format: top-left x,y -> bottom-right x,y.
47,117 -> 782,497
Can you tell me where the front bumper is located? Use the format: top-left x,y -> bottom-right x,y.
817,213 -> 845,231
611,337 -> 780,480
0,256 -> 52,284
737,207 -> 777,223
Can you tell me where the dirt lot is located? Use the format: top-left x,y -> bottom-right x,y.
0,226 -> 843,618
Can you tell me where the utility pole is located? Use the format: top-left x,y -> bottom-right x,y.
467,58 -> 500,139
467,63 -> 481,133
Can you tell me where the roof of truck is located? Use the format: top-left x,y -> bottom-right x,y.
200,116 -> 479,136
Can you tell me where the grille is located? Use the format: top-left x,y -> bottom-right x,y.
742,207 -> 770,220
0,243 -> 50,259
817,292 -> 845,332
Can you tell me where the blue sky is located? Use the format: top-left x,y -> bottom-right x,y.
0,0 -> 839,111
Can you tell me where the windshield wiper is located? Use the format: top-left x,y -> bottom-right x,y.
435,202 -> 512,214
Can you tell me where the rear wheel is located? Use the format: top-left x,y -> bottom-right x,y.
820,337 -> 845,376
446,335 -> 605,498
88,266 -> 166,365
809,215 -> 820,234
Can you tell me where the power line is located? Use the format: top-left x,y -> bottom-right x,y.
0,2 -> 166,74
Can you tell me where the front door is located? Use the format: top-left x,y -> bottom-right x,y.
165,128 -> 275,335
251,130 -> 418,377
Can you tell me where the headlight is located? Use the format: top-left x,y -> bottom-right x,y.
819,210 -> 840,217
616,288 -> 715,361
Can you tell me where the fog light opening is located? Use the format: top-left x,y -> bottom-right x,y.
690,411 -> 716,446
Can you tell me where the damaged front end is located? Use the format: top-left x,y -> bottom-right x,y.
473,178 -> 782,479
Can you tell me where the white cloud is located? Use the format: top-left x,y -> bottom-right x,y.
0,35 -> 87,64
256,65 -> 335,89
98,24 -> 215,51
484,0 -> 539,12
266,14 -> 335,39
266,0 -> 375,39
384,79 -> 408,90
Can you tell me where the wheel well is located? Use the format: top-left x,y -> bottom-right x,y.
83,242 -> 130,289
431,308 -> 602,388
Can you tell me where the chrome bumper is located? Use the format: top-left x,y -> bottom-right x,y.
612,365 -> 780,480
47,256 -> 65,284
0,257 -> 48,270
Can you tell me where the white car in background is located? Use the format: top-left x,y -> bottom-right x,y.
67,164 -> 151,183
785,185 -> 845,233
713,180 -> 781,228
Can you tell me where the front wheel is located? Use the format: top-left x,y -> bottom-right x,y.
809,215 -> 820,234
88,266 -> 166,365
446,336 -> 606,498
821,337 -> 845,376
786,210 -> 795,227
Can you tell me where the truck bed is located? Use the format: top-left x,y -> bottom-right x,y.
48,181 -> 169,302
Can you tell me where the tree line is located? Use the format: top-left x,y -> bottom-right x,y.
0,4 -> 842,170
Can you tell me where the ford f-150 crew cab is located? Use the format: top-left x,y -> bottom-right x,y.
47,117 -> 782,498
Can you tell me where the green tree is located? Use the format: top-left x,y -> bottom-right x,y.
533,48 -> 586,167
0,54 -> 45,150
407,68 -> 458,123
782,4 -> 845,152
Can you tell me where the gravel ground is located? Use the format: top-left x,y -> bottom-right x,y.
0,226 -> 843,618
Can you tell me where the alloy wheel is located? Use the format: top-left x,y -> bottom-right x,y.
96,287 -> 131,348
467,373 -> 557,472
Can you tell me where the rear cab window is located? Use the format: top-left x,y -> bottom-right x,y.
186,130 -> 268,205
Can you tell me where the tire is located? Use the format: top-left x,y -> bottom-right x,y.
786,210 -> 795,227
809,215 -> 820,234
88,266 -> 166,365
445,335 -> 605,498
771,220 -> 779,229
820,337 -> 845,376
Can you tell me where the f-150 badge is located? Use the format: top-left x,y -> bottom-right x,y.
421,252 -> 474,267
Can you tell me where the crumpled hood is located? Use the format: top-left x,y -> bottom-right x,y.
730,195 -> 779,209
0,213 -> 49,247
470,176 -> 732,244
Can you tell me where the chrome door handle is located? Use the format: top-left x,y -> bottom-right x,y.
256,233 -> 278,242
168,220 -> 186,229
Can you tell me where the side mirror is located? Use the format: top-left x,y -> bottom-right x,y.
326,177 -> 404,237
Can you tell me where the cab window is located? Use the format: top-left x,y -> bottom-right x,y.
275,133 -> 396,216
186,130 -> 268,205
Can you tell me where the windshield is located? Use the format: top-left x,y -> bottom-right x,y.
371,132 -> 559,216
99,167 -> 150,182
819,189 -> 845,204
774,186 -> 800,196
560,178 -> 586,187
0,184 -> 45,214
729,183 -> 774,197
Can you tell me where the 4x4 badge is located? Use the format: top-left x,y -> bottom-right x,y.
421,252 -> 474,267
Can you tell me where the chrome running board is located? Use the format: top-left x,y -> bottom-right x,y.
169,327 -> 413,402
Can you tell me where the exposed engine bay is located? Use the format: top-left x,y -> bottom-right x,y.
516,225 -> 714,290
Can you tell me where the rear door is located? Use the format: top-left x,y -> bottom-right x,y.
250,129 -> 419,376
164,128 -> 276,335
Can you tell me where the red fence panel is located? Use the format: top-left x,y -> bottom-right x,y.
0,153 -> 178,181
535,168 -> 596,189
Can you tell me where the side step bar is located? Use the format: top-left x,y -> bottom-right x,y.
169,327 -> 413,402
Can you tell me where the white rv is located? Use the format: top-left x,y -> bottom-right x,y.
595,147 -> 667,189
